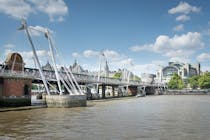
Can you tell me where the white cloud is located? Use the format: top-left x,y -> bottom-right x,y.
72,52 -> 81,58
164,49 -> 194,58
103,49 -> 121,60
168,1 -> 200,15
73,49 -> 134,72
201,66 -> 210,72
130,32 -> 204,63
129,44 -> 152,52
83,50 -> 99,58
173,24 -> 184,31
82,49 -> 122,60
74,49 -> 184,75
4,49 -> 13,56
169,57 -> 191,63
29,0 -> 68,22
176,14 -> 190,22
0,0 -> 34,19
118,58 -> 134,68
130,32 -> 204,53
0,0 -> 68,22
4,44 -> 15,49
19,50 -> 50,67
131,63 -> 161,75
197,53 -> 210,62
2,44 -> 16,57
1,43 -> 49,67
151,60 -> 167,67
20,50 -> 49,58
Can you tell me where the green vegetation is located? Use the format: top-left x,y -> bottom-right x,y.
112,72 -> 141,82
168,73 -> 185,89
112,72 -> 122,79
32,84 -> 38,90
168,72 -> 210,89
133,75 -> 141,82
188,75 -> 199,89
198,72 -> 210,89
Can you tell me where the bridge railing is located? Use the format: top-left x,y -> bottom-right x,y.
0,69 -> 161,86
0,69 -> 33,78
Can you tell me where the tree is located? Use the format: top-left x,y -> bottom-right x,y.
198,72 -> 210,89
113,72 -> 122,79
32,84 -> 38,90
168,73 -> 184,89
188,75 -> 200,89
134,75 -> 141,82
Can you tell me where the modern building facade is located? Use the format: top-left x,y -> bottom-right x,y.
156,62 -> 200,83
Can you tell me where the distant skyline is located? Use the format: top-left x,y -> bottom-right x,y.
0,0 -> 210,76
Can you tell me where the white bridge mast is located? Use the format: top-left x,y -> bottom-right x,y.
19,20 -> 50,95
45,31 -> 63,95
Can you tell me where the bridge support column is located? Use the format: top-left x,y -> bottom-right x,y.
142,86 -> 146,95
102,85 -> 106,99
64,86 -> 68,95
46,94 -> 87,108
112,86 -> 115,97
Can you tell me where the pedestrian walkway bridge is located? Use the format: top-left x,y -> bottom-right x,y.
0,67 -> 164,87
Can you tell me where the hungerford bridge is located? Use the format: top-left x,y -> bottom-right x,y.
0,20 -> 166,107
0,59 -> 166,97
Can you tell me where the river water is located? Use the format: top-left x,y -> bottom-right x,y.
1,95 -> 210,140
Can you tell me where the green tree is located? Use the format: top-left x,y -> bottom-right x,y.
198,72 -> 210,89
133,75 -> 141,82
168,73 -> 184,89
32,84 -> 38,90
113,72 -> 122,79
188,75 -> 200,89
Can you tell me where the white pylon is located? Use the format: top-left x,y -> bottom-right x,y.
19,19 -> 50,95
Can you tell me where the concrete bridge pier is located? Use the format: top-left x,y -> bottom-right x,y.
102,84 -> 106,99
145,86 -> 155,95
154,86 -> 162,95
46,94 -> 87,108
112,86 -> 115,97
140,86 -> 146,95
162,86 -> 167,94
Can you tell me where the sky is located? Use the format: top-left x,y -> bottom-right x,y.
0,0 -> 210,77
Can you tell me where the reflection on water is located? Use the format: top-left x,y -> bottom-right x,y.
1,95 -> 210,140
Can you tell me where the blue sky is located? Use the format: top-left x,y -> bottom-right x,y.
0,0 -> 210,76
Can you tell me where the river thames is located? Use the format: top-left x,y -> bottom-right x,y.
1,95 -> 210,140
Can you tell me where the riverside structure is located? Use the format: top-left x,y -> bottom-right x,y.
0,52 -> 167,107
0,20 -> 166,107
